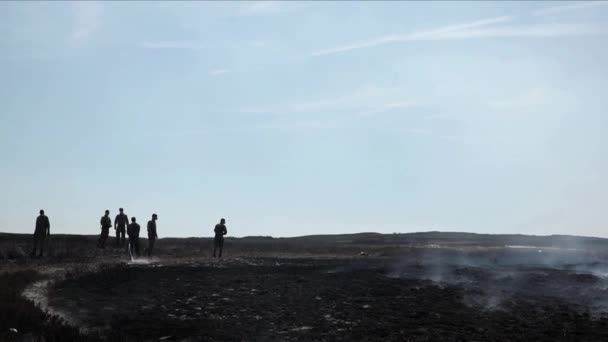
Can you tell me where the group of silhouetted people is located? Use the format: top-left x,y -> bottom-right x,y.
31,209 -> 228,258
96,208 -> 159,258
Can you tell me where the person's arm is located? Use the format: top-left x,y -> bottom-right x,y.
114,215 -> 118,229
46,218 -> 50,236
223,226 -> 227,236
155,224 -> 158,239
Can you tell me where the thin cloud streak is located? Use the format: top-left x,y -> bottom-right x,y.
534,1 -> 608,16
408,128 -> 432,135
139,40 -> 269,50
311,16 -> 511,56
359,102 -> 413,117
70,2 -> 102,45
423,23 -> 607,40
140,41 -> 207,50
487,87 -> 578,111
237,1 -> 284,16
239,86 -> 413,118
312,5 -> 607,57
209,69 -> 231,76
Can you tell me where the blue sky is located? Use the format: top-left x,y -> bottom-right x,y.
1,1 -> 607,238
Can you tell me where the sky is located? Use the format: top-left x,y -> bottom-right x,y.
1,1 -> 607,238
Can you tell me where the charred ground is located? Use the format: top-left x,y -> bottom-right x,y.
2,232 -> 608,341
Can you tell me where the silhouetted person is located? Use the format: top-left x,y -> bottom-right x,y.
145,213 -> 158,257
31,210 -> 50,258
114,208 -> 129,247
213,218 -> 227,258
127,217 -> 140,257
97,210 -> 112,249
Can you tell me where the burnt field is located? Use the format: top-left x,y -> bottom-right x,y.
3,232 -> 608,341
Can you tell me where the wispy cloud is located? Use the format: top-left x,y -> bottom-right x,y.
534,1 -> 608,16
253,120 -> 333,130
426,23 -> 605,40
488,88 -> 549,110
70,2 -> 102,45
439,135 -> 478,145
488,87 -> 577,111
209,69 -> 231,76
359,102 -> 413,117
311,16 -> 511,56
408,128 -> 432,135
140,40 -> 270,50
237,1 -> 284,16
249,40 -> 268,48
140,41 -> 207,50
312,3 -> 608,57
240,85 -> 413,117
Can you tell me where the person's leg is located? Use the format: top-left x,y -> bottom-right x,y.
116,229 -> 120,247
99,230 -> 104,247
213,239 -> 217,257
32,234 -> 38,256
101,229 -> 108,248
134,239 -> 140,257
38,236 -> 46,257
121,229 -> 126,246
218,239 -> 223,258
148,239 -> 154,256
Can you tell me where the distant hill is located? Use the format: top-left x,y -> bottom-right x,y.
2,231 -> 607,260
2,231 -> 605,248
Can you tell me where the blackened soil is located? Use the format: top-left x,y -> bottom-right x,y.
0,270 -> 86,342
50,258 -> 608,342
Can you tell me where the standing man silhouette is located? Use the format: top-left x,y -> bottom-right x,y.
145,213 -> 158,256
127,217 -> 141,257
213,218 -> 228,258
97,210 -> 112,249
114,208 -> 129,247
31,210 -> 50,258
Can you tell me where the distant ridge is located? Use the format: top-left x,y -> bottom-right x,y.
3,231 -> 606,247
